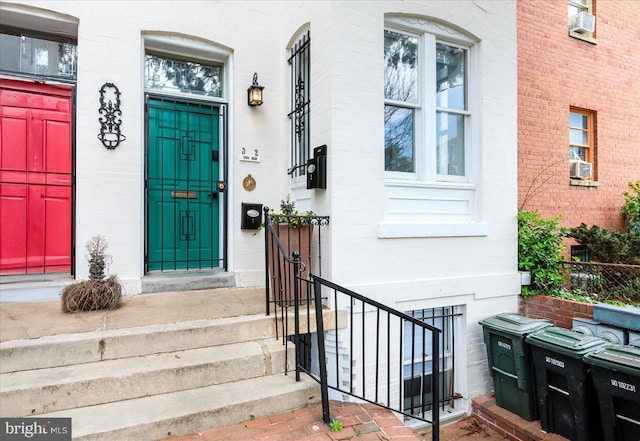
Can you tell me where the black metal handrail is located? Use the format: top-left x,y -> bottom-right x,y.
309,276 -> 441,440
263,208 -> 329,316
263,208 -> 329,375
263,209 -> 442,439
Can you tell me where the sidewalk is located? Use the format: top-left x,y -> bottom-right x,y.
163,400 -> 510,441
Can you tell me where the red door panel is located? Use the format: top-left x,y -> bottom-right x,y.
0,109 -> 28,171
0,79 -> 73,275
43,185 -> 72,270
44,119 -> 72,175
0,184 -> 28,273
25,185 -> 46,273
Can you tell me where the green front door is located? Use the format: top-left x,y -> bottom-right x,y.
146,97 -> 221,271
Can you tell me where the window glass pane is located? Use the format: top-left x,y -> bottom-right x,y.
402,308 -> 455,415
570,146 -> 586,161
570,112 -> 588,129
436,112 -> 465,176
436,43 -> 465,110
570,245 -> 589,262
145,54 -> 222,97
385,105 -> 414,172
570,128 -> 588,145
384,30 -> 418,103
0,34 -> 21,72
0,33 -> 77,79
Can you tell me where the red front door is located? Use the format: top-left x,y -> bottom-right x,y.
0,80 -> 73,275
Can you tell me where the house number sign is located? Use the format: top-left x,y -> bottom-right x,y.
98,82 -> 126,149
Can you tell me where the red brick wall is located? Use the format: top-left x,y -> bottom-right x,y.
517,1 -> 640,234
519,295 -> 593,329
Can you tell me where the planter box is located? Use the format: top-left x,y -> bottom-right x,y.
519,295 -> 594,329
593,303 -> 640,332
268,224 -> 312,305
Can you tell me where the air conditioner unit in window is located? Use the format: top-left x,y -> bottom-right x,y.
569,11 -> 595,34
570,160 -> 592,179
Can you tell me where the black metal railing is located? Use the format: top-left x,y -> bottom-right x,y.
263,208 -> 329,312
309,276 -> 442,440
263,210 -> 442,439
561,261 -> 640,304
263,208 -> 329,373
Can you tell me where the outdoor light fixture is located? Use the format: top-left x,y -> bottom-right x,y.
247,73 -> 264,106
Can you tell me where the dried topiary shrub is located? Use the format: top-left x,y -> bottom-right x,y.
61,276 -> 122,313
61,235 -> 123,313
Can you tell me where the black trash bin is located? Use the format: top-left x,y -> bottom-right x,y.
584,345 -> 640,441
479,313 -> 551,420
526,326 -> 609,441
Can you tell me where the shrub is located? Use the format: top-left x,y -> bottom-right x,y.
518,211 -> 566,295
61,235 -> 122,313
61,276 -> 122,313
567,224 -> 640,264
621,180 -> 640,234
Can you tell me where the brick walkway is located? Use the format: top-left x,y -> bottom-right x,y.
164,400 -> 509,441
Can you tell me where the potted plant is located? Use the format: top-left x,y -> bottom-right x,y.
621,180 -> 640,236
61,235 -> 122,312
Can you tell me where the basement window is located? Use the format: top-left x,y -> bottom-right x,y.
403,306 -> 462,416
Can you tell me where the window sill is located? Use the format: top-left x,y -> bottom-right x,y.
570,179 -> 599,187
569,31 -> 597,44
377,222 -> 489,238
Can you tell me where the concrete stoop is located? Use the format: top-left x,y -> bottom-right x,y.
0,309 -> 322,440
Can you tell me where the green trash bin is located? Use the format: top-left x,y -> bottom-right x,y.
584,345 -> 640,441
526,327 -> 609,441
479,313 -> 551,420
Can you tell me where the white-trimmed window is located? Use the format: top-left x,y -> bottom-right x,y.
380,17 -> 483,237
288,30 -> 311,179
402,307 -> 460,415
384,26 -> 470,182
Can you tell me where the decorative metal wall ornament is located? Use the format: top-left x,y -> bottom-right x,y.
97,82 -> 126,149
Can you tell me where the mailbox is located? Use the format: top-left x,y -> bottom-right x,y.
307,145 -> 327,189
241,203 -> 263,230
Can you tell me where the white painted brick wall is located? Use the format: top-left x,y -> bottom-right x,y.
7,0 -> 517,402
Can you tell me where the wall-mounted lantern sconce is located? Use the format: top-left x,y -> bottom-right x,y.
247,73 -> 264,106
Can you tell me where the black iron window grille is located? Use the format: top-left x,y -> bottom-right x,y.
403,307 -> 462,415
287,31 -> 310,177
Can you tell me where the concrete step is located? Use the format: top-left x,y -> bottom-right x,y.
0,339 -> 294,417
38,373 -> 321,441
0,287 -> 338,440
141,271 -> 235,294
0,313 -> 278,373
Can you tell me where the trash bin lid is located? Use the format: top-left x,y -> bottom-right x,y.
584,345 -> 640,376
525,326 -> 609,356
479,313 -> 550,336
